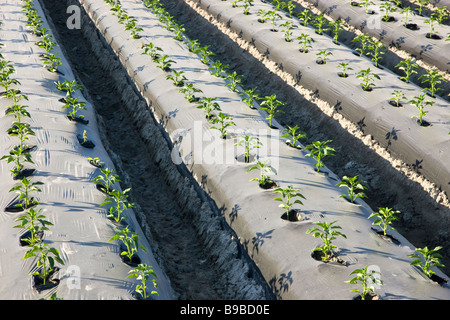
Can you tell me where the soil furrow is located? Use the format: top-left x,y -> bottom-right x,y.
159,0 -> 450,275
38,0 -> 272,300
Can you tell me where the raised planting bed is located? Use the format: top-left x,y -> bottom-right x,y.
283,0 -> 450,98
0,0 -> 174,300
72,0 -> 450,299
37,0 -> 274,300
298,0 -> 450,73
193,0 -> 450,198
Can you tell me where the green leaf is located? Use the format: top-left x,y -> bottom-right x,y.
108,234 -> 120,242
410,259 -> 423,266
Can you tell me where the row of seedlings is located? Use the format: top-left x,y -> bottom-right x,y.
238,0 -> 449,128
88,160 -> 159,300
1,6 -> 64,298
138,0 -> 448,299
27,0 -> 158,300
230,0 -> 450,297
97,0 -> 160,300
23,0 -> 126,298
141,0 -> 273,172
24,0 -> 95,148
348,0 -> 450,40
224,0 -> 449,297
298,0 -> 450,99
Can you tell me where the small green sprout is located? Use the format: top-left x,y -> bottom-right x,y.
256,9 -> 269,23
199,45 -> 215,64
337,62 -> 353,78
23,243 -> 64,285
352,33 -> 371,57
101,188 -> 135,223
281,125 -> 307,148
92,167 -> 120,195
41,53 -> 62,73
232,0 -> 242,8
1,88 -> 24,103
247,159 -> 277,188
298,9 -> 313,27
40,293 -> 63,300
63,96 -> 87,120
210,112 -> 235,139
390,90 -> 406,107
142,0 -> 162,10
55,80 -> 82,99
112,5 -> 127,22
26,15 -> 43,36
418,70 -> 446,98
0,60 -> 16,78
259,94 -> 285,127
36,33 -> 57,53
225,71 -> 244,92
39,292 -> 64,301
380,1 -> 397,22
240,87 -> 261,109
285,1 -> 296,18
306,220 -> 346,261
313,14 -> 329,35
359,0 -> 375,14
368,207 -> 400,236
166,69 -> 187,87
273,185 -> 305,220
5,103 -> 31,123
235,133 -> 261,163
155,54 -> 175,72
124,16 -> 143,39
424,13 -> 439,38
356,68 -> 380,91
141,42 -> 163,61
272,0 -> 285,11
368,39 -> 386,68
0,78 -> 21,94
82,130 -> 88,144
1,146 -> 34,178
401,6 -> 416,27
336,175 -> 367,203
186,39 -> 201,54
172,24 -> 186,41
396,58 -> 419,83
267,10 -> 282,31
179,82 -> 203,103
409,246 -> 445,279
435,7 -> 450,24
415,0 -> 430,15
305,140 -> 335,172
329,19 -> 344,44
8,177 -> 43,211
127,264 -> 159,300
14,207 -> 52,246
346,264 -> 382,300
297,33 -> 314,53
240,0 -> 253,15
209,60 -> 229,77
409,94 -> 433,126
280,21 -> 297,42
109,225 -> 147,264
7,120 -> 35,152
196,97 -> 221,119
316,49 -> 332,64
